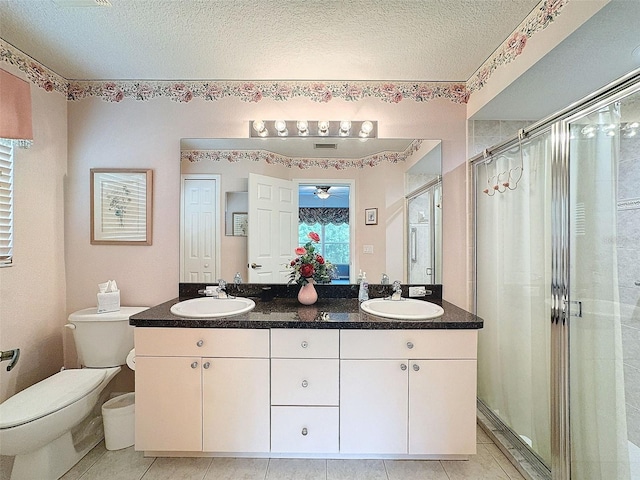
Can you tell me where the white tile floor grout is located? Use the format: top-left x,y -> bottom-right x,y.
53,424 -> 525,480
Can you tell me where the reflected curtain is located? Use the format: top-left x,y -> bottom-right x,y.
476,133 -> 552,465
569,105 -> 630,480
299,207 -> 349,225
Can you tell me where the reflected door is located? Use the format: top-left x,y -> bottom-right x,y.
248,173 -> 298,283
181,177 -> 217,282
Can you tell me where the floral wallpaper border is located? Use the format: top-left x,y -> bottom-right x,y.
467,0 -> 569,93
181,140 -> 423,170
1,0 -> 568,104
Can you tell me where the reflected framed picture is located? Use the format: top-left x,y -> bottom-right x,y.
232,212 -> 248,236
365,207 -> 378,225
90,168 -> 153,245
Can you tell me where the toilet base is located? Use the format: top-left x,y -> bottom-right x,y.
10,429 -> 101,480
9,395 -> 107,480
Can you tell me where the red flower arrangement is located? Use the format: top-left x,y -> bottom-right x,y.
287,232 -> 336,286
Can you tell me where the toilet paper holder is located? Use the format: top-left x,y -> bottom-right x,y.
1,348 -> 20,371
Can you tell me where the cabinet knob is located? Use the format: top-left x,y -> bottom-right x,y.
301,341 -> 309,349
400,363 -> 407,371
203,362 -> 211,369
406,341 -> 414,349
196,340 -> 204,347
301,427 -> 308,436
301,380 -> 309,388
413,364 -> 420,371
191,361 -> 198,369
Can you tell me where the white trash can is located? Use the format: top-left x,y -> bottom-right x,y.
101,392 -> 135,450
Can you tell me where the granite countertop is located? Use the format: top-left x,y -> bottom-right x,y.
129,296 -> 483,330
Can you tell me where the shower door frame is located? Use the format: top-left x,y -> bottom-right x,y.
471,68 -> 640,480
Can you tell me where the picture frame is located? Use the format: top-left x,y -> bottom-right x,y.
90,168 -> 153,245
232,212 -> 248,236
365,207 -> 378,225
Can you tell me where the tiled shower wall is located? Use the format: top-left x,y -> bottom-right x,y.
619,130 -> 640,449
468,119 -> 532,157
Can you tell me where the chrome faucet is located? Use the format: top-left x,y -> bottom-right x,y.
217,279 -> 228,299
391,280 -> 403,301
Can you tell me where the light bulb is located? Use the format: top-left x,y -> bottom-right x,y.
274,120 -> 288,136
297,120 -> 309,136
339,120 -> 351,136
359,120 -> 374,137
318,121 -> 330,136
253,120 -> 266,135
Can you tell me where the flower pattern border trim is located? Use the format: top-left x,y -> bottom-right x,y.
467,0 -> 569,93
1,0 -> 569,104
181,140 -> 423,170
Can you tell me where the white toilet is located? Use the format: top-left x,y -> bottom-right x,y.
0,306 -> 147,480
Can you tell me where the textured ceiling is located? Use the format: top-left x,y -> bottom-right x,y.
0,0 -> 540,81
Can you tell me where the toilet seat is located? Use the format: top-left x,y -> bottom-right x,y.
0,369 -> 107,429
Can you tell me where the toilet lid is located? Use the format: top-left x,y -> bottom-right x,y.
0,369 -> 107,428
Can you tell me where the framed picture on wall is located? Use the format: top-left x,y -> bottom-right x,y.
365,208 -> 378,225
90,168 -> 153,245
233,212 -> 248,236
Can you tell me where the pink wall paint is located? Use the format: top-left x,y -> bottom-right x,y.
0,65 -> 67,402
65,97 -> 469,328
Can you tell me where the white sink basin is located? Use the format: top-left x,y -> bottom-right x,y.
360,298 -> 444,320
170,297 -> 255,318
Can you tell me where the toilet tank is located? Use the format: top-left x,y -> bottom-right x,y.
67,307 -> 148,367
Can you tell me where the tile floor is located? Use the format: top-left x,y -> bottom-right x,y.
51,425 -> 525,480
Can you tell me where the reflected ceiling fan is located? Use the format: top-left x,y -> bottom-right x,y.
313,186 -> 349,200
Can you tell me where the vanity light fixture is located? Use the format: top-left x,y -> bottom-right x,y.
249,120 -> 377,139
274,120 -> 288,136
339,120 -> 352,136
318,121 -> 330,136
360,120 -> 374,138
297,120 -> 309,136
253,120 -> 268,137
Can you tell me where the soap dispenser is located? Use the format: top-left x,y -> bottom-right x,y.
358,272 -> 369,302
234,272 -> 243,284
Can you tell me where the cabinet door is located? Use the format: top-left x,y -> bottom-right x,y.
409,359 -> 477,455
135,356 -> 202,451
340,359 -> 408,454
202,357 -> 270,453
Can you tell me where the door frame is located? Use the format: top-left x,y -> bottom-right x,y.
294,178 -> 356,284
180,174 -> 221,283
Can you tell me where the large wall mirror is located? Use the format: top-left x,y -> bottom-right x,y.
180,137 -> 441,284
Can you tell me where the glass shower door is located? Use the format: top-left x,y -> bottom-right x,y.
568,88 -> 640,479
407,181 -> 441,284
475,134 -> 553,470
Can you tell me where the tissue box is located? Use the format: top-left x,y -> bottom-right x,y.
97,291 -> 120,313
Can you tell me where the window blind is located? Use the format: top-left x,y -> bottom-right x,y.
0,142 -> 13,266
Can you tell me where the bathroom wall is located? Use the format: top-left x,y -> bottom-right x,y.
64,96 -> 469,366
0,64 -> 67,402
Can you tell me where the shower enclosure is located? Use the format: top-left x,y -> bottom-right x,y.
473,71 -> 640,480
407,179 -> 442,285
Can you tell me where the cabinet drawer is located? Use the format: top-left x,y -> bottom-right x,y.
271,329 -> 339,358
135,327 -> 269,357
340,329 -> 477,359
271,359 -> 339,406
271,406 -> 339,453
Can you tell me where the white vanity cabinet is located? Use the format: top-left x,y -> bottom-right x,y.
134,328 -> 270,453
270,329 -> 340,453
340,329 -> 478,456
